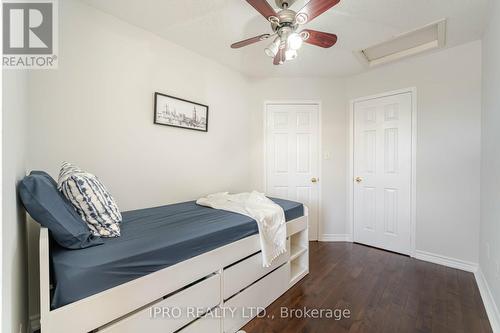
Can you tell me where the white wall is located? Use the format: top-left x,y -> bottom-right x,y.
345,41 -> 482,264
27,0 -> 253,211
480,0 -> 500,325
248,77 -> 348,238
2,71 -> 29,333
25,0 -> 255,324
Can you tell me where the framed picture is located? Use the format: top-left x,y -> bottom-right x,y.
154,92 -> 209,132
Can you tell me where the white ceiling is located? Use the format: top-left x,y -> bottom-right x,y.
81,0 -> 490,78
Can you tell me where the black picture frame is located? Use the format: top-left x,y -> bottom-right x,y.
154,92 -> 209,132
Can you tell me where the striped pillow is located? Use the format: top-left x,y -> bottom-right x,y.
58,162 -> 122,237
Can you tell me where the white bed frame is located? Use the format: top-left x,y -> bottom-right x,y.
39,207 -> 309,333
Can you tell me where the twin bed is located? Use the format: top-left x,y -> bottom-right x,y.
40,198 -> 309,332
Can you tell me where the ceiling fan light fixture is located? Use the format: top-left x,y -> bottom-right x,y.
231,0 -> 341,65
288,33 -> 303,50
265,37 -> 281,57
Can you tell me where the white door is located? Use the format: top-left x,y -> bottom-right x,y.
353,92 -> 412,255
265,103 -> 320,241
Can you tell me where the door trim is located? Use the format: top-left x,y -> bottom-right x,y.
263,100 -> 322,241
347,88 -> 417,256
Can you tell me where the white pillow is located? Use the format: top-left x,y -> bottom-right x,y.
58,162 -> 122,237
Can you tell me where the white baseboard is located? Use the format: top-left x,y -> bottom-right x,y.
414,250 -> 478,272
475,268 -> 500,333
319,234 -> 353,242
29,314 -> 40,332
398,250 -> 500,331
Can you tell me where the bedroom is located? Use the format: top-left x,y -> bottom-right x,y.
1,0 -> 499,332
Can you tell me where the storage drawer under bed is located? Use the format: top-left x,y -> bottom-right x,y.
223,262 -> 290,333
98,273 -> 221,333
223,249 -> 289,300
178,311 -> 222,333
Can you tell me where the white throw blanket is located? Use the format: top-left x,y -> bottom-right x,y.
196,191 -> 287,267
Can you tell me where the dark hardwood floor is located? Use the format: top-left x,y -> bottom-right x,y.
242,242 -> 492,333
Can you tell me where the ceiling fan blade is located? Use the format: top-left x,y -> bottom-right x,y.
302,30 -> 338,48
246,0 -> 277,21
273,47 -> 285,65
296,0 -> 340,25
231,34 -> 271,49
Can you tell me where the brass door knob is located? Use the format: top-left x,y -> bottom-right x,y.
311,177 -> 319,183
355,177 -> 363,183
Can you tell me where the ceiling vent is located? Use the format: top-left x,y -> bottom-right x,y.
355,19 -> 447,68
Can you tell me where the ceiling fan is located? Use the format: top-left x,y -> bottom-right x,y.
231,0 -> 340,65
